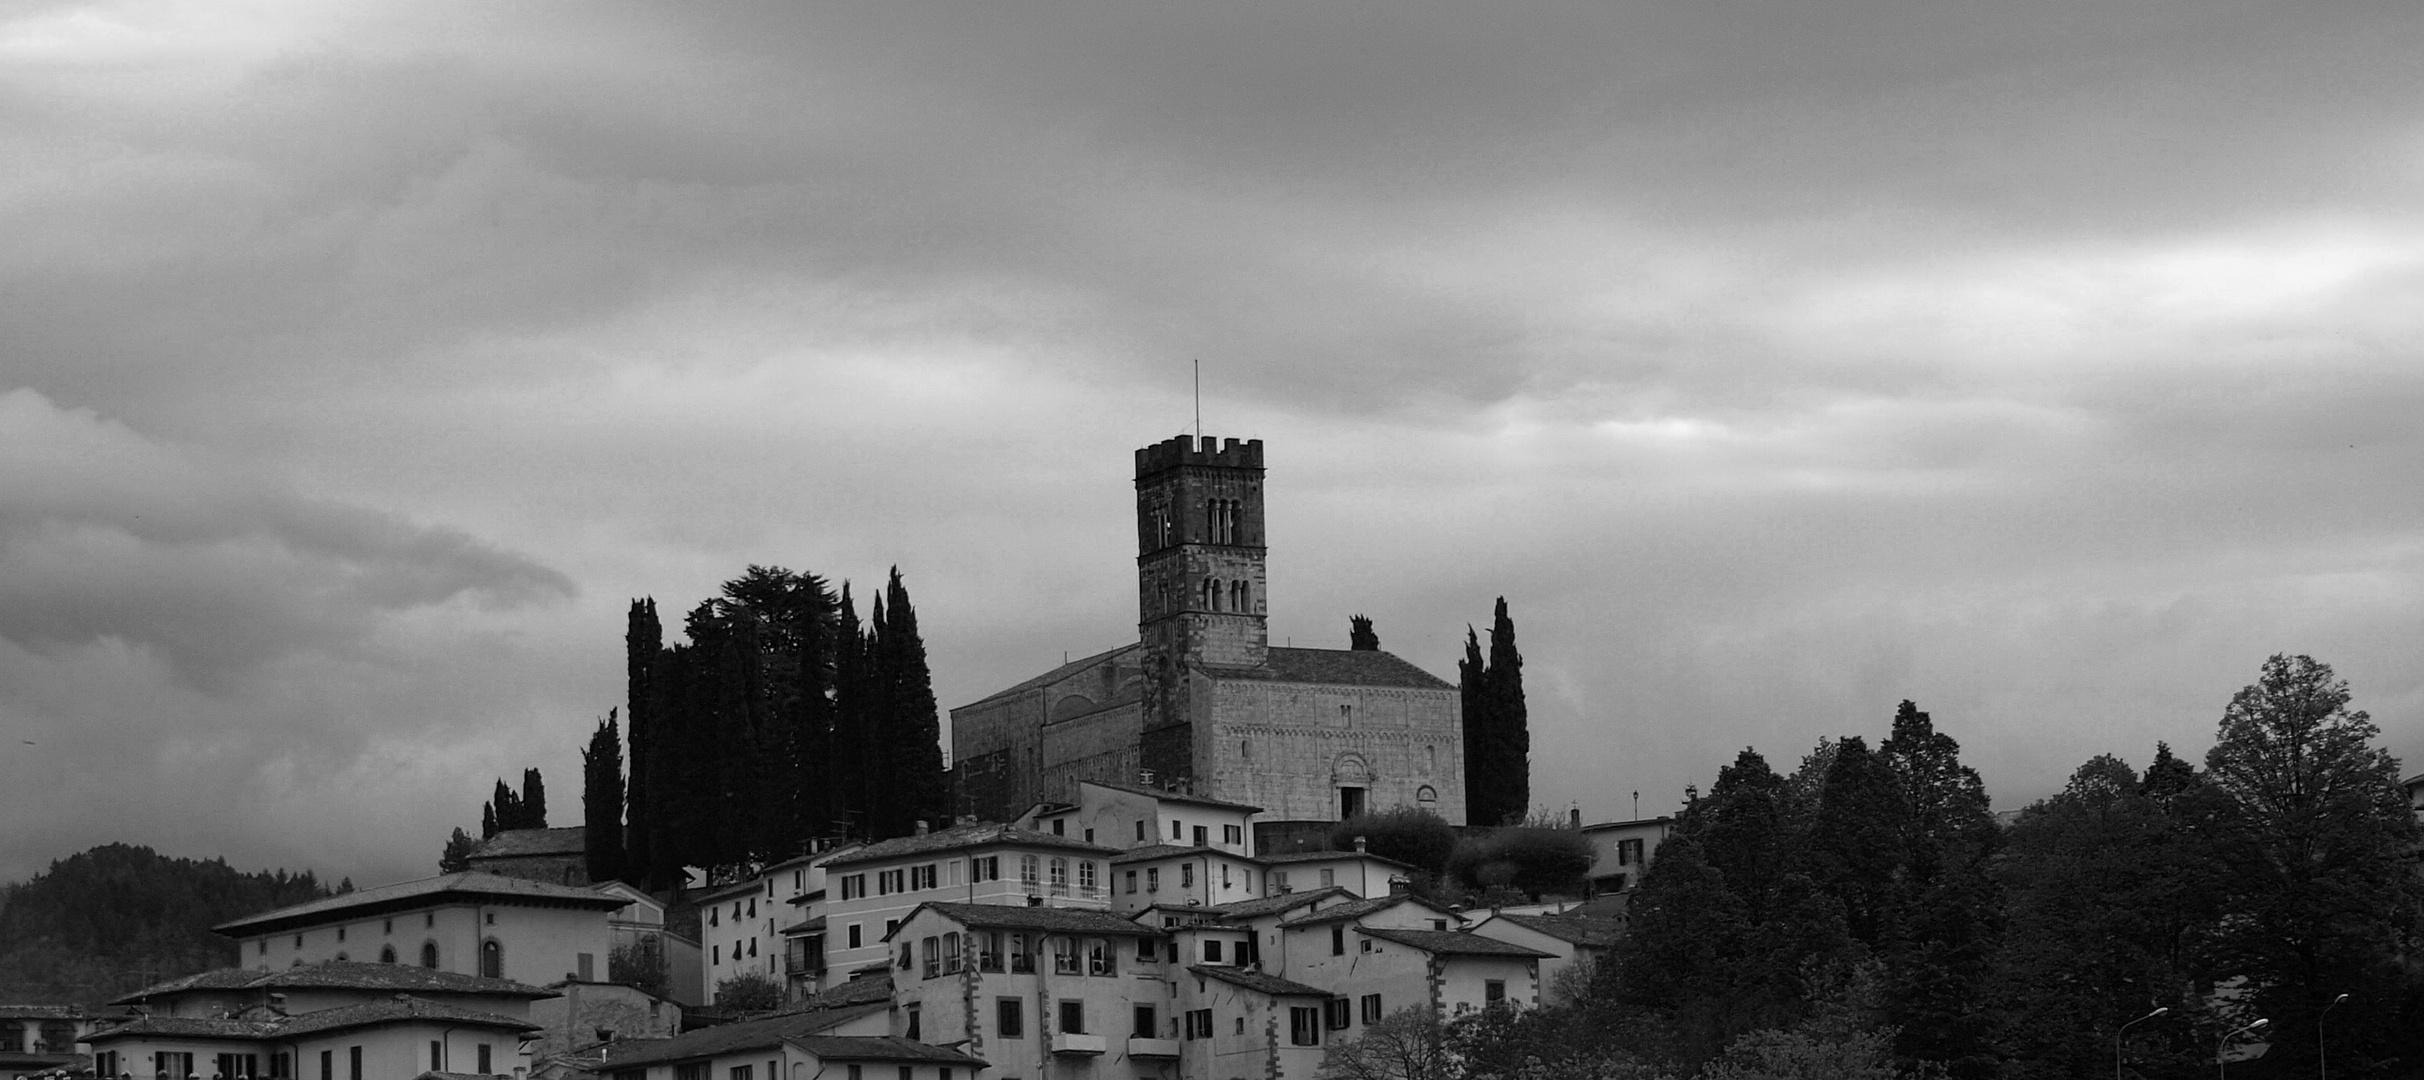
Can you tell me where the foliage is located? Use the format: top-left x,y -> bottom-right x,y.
1447,826 -> 1593,900
438,828 -> 476,874
485,770 -> 548,837
1459,598 -> 1530,826
1351,614 -> 1380,651
608,936 -> 669,998
583,711 -> 626,884
2199,654 -> 2424,1072
0,844 -> 329,1001
622,565 -> 950,888
712,971 -> 786,1013
1332,807 -> 1459,879
1321,1006 -> 1455,1080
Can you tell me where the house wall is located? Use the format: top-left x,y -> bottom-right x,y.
1271,930 -> 1432,1023
1463,921 -> 1592,1005
818,846 -> 1113,979
526,983 -> 679,1063
1578,819 -> 1674,897
236,902 -> 608,987
1435,955 -> 1541,1017
1171,976 -> 1327,1080
1259,856 -> 1403,900
1203,681 -> 1464,827
699,884 -> 782,1003
887,908 -> 1170,1080
1108,851 -> 1262,914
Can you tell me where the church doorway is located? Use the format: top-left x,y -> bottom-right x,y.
1340,787 -> 1366,819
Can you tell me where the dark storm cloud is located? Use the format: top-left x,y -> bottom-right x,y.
0,390 -> 573,684
1,0 -> 2419,883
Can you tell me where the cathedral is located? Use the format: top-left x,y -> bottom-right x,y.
950,434 -> 1468,837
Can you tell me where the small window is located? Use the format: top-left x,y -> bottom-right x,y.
1138,937 -> 1158,962
379,945 -> 396,964
1053,818 -> 1065,835
847,924 -> 863,949
420,941 -> 439,968
1291,1008 -> 1321,1046
1147,867 -> 1159,892
1172,820 -> 1183,840
1133,1004 -> 1158,1038
1182,863 -> 1195,889
1125,870 -> 1138,894
476,1046 -> 491,1074
1331,926 -> 1345,956
1135,821 -> 1147,842
1192,825 -> 1208,846
997,997 -> 1024,1038
1202,939 -> 1223,963
1185,1009 -> 1211,1040
1058,1000 -> 1085,1035
1325,998 -> 1352,1031
1360,994 -> 1383,1024
1321,869 -> 1335,887
905,1004 -> 921,1041
479,939 -> 502,978
1485,980 -> 1507,1003
1085,828 -> 1095,843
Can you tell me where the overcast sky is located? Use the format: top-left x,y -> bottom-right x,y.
3,0 -> 2420,888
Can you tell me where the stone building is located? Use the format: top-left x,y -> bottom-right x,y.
952,435 -> 1468,837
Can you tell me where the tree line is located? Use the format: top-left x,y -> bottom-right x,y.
1323,654 -> 2423,1080
586,565 -> 949,889
0,844 -> 334,1002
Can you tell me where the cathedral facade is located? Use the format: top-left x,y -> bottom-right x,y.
950,435 -> 1468,832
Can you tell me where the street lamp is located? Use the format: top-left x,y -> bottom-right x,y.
2217,1018 -> 2268,1080
2117,1007 -> 2168,1080
2319,993 -> 2350,1080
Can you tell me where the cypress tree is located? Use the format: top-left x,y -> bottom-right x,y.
871,568 -> 946,838
1484,597 -> 1529,822
830,583 -> 873,839
520,768 -> 547,828
582,712 -> 625,883
625,598 -> 665,888
1458,626 -> 1491,821
480,801 -> 497,840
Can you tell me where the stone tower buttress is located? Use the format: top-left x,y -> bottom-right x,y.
1135,435 -> 1267,788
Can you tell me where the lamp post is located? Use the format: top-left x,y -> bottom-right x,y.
2319,993 -> 2349,1080
2217,1018 -> 2268,1080
2117,1007 -> 2168,1080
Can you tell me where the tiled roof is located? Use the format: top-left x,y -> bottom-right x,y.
1078,779 -> 1262,813
90,1015 -> 283,1041
960,645 -> 1139,708
1358,928 -> 1554,958
913,902 -> 1165,938
0,1005 -> 89,1019
1257,850 -> 1414,869
1210,648 -> 1454,691
215,872 -> 626,935
466,827 -> 587,860
790,1037 -> 986,1065
819,823 -> 1117,867
797,973 -> 892,1011
779,915 -> 826,936
599,1004 -> 887,1069
1278,894 -> 1455,928
1109,844 -> 1249,866
1487,914 -> 1624,949
280,997 -> 540,1038
1185,966 -> 1331,998
1196,887 -> 1350,921
115,962 -> 552,1005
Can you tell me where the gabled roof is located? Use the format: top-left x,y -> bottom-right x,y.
1186,966 -> 1332,998
796,973 -> 893,1011
215,872 -> 626,936
1209,648 -> 1454,691
779,915 -> 827,936
789,1037 -> 986,1065
114,962 -> 553,1005
1483,914 -> 1624,949
959,645 -> 1139,708
1110,843 -> 1258,866
1279,894 -> 1457,928
279,996 -> 541,1038
1078,779 -> 1263,813
905,902 -> 1165,939
1258,850 -> 1415,869
1358,928 -> 1554,958
599,1003 -> 888,1069
466,827 -> 587,860
817,823 -> 1117,867
1196,887 -> 1352,921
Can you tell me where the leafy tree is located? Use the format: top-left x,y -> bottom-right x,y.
1794,737 -> 1906,946
1873,702 -> 2000,1077
712,972 -> 785,1013
1320,1006 -> 1454,1080
1332,808 -> 1458,885
608,936 -> 669,998
868,567 -> 948,839
583,712 -> 626,884
0,844 -> 329,1001
2200,655 -> 2422,1073
439,828 -> 477,874
1447,826 -> 1593,899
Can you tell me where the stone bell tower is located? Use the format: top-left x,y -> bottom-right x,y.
1135,435 -> 1267,788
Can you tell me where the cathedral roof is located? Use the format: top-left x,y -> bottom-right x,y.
1220,648 -> 1455,690
959,645 -> 1139,707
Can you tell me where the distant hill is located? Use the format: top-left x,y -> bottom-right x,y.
0,843 -> 331,1003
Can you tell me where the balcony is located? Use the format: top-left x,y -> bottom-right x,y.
1050,1033 -> 1108,1056
1127,1038 -> 1180,1058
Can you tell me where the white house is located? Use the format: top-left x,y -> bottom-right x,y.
1020,781 -> 1261,856
1577,816 -> 1675,900
215,872 -> 626,987
811,824 -> 1120,979
1463,913 -> 1622,1004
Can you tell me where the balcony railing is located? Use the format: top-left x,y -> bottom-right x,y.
1049,1033 -> 1107,1056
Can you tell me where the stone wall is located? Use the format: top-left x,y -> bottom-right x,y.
1203,679 -> 1466,826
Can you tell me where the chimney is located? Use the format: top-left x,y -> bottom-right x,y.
1353,836 -> 1368,854
913,820 -> 929,836
267,994 -> 287,1015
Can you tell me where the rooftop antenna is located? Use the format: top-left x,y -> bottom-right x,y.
1633,791 -> 1640,820
1193,358 -> 1202,440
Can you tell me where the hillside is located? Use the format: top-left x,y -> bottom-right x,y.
0,843 -> 331,1003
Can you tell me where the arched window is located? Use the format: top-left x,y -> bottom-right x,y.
1417,785 -> 1439,805
1200,578 -> 1212,609
479,939 -> 502,979
378,945 -> 396,964
420,941 -> 440,969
